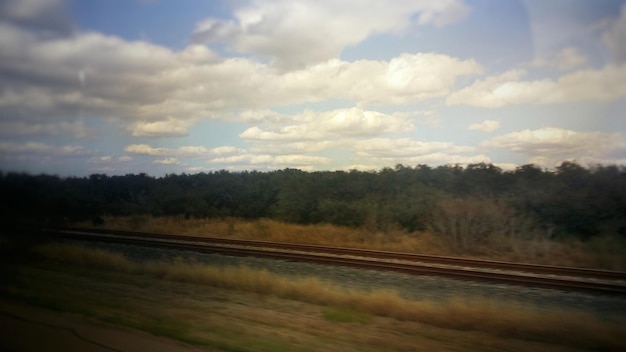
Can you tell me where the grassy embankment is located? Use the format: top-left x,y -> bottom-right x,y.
78,215 -> 626,270
1,237 -> 624,351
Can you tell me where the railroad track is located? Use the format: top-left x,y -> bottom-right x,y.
36,227 -> 626,295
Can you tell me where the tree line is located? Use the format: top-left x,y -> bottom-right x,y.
2,162 -> 625,242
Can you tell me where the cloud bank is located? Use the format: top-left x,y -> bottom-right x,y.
192,0 -> 470,69
0,0 -> 624,174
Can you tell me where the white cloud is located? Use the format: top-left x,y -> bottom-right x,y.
175,146 -> 211,155
153,158 -> 181,165
484,127 -> 590,154
124,144 -> 167,156
468,120 -> 500,132
447,66 -> 626,108
417,0 -> 471,27
185,166 -> 211,173
0,24 -> 179,122
0,22 -> 481,133
119,137 -> 337,171
88,155 -> 133,164
224,53 -> 481,107
88,156 -> 113,164
351,138 -> 488,167
273,154 -> 331,166
127,118 -> 195,137
239,107 -> 414,142
0,0 -> 73,37
482,127 -> 626,166
529,47 -> 587,70
342,164 -> 379,172
249,141 -> 337,155
210,146 -> 245,155
370,54 -> 482,104
124,144 -> 245,158
0,141 -> 91,157
355,138 -> 475,157
208,153 -> 332,171
493,162 -> 519,171
192,0 -> 470,68
392,110 -> 442,128
602,4 -> 626,63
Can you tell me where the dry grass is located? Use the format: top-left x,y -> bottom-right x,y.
33,242 -> 626,350
487,235 -> 626,271
33,243 -> 133,271
77,215 -> 626,270
82,215 -> 449,254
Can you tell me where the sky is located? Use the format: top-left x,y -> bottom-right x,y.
1,0 -> 625,176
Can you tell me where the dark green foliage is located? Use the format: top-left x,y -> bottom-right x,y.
1,162 -> 625,240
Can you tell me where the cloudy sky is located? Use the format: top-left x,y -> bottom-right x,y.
1,0 -> 625,176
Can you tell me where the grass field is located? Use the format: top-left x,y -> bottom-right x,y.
1,239 -> 624,351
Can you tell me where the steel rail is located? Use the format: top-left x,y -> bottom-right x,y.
55,227 -> 626,281
39,228 -> 626,295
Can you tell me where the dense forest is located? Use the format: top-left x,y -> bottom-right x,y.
2,162 -> 625,245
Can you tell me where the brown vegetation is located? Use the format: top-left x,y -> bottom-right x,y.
77,215 -> 626,270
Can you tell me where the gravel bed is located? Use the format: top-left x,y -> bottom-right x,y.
62,238 -> 626,317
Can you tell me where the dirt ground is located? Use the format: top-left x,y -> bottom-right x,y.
0,299 -> 208,352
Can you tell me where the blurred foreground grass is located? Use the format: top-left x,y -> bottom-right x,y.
0,240 -> 624,351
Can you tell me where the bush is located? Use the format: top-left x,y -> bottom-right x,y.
428,197 -> 540,254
